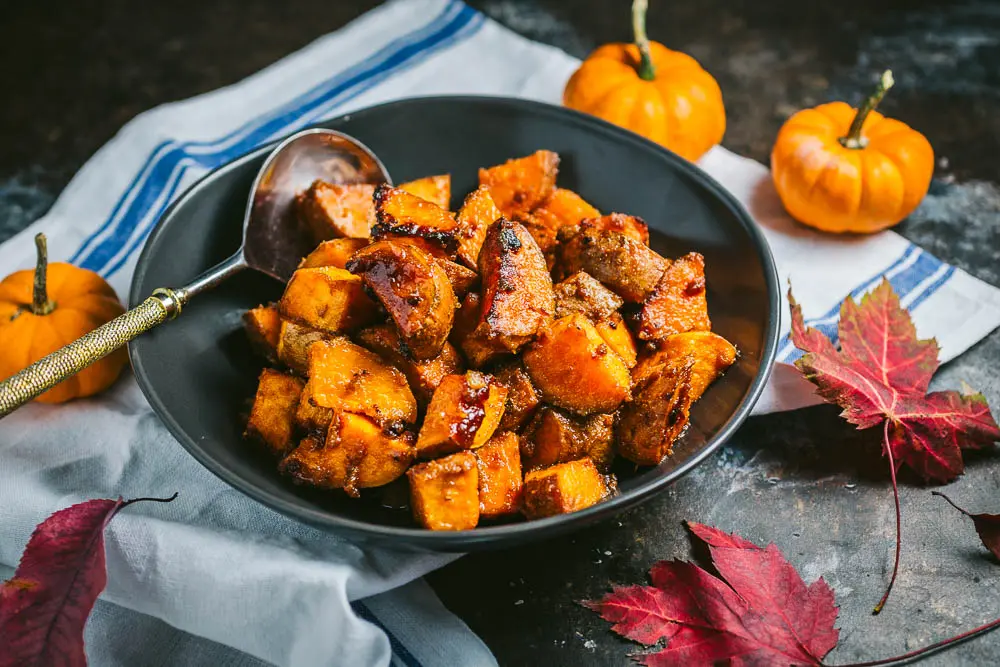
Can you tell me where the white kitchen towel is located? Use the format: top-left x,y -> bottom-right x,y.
1,0 -> 999,665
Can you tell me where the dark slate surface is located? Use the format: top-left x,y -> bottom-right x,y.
2,0 -> 999,665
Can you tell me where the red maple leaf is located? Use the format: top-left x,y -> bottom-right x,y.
789,279 -> 1000,612
585,522 -> 840,666
0,494 -> 177,667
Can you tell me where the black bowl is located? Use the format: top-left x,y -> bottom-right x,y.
130,96 -> 780,551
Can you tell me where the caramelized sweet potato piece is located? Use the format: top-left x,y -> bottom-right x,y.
279,412 -> 415,496
295,381 -> 334,433
492,361 -> 541,432
617,356 -> 695,465
641,331 -> 737,402
299,238 -> 369,269
246,369 -> 304,457
474,431 -> 523,518
356,324 -> 464,407
279,266 -> 376,334
553,271 -> 624,321
415,371 -> 508,458
297,181 -> 375,242
557,224 -> 668,303
436,257 -> 478,297
399,174 -> 451,209
595,313 -> 638,369
472,218 -> 555,356
347,240 -> 456,360
583,213 -> 649,245
370,185 -> 458,254
523,314 -> 631,415
243,305 -> 281,363
535,188 -> 599,229
304,337 -> 417,426
455,185 -> 502,269
522,458 -> 613,519
512,211 -> 558,256
452,292 -> 500,368
478,150 -> 559,215
408,451 -> 480,530
637,252 -> 711,341
522,407 -> 615,472
277,320 -> 331,374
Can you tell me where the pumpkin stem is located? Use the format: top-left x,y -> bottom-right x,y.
31,233 -> 55,316
841,70 -> 894,149
632,0 -> 656,81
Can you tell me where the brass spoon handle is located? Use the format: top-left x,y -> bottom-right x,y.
0,288 -> 186,418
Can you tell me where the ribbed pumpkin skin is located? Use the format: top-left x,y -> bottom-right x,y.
0,263 -> 127,403
771,101 -> 934,234
564,42 -> 725,162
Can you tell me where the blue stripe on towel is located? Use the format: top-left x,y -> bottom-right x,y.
354,601 -> 424,667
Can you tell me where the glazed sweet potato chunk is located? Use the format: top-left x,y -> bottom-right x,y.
536,188 -> 599,229
522,407 -> 615,472
299,238 -> 369,269
297,181 -> 375,242
415,371 -> 508,458
408,451 -> 480,530
557,224 -> 668,303
523,314 -> 631,415
295,381 -> 334,433
492,360 -> 542,432
279,412 -> 415,496
638,252 -> 711,341
512,210 -> 559,256
644,331 -> 737,402
617,357 -> 695,465
455,185 -> 502,269
553,271 -> 624,321
399,174 -> 451,209
595,313 -> 638,369
474,431 -> 523,518
243,305 -> 281,363
347,240 -> 456,360
246,369 -> 304,457
472,218 -> 555,356
522,458 -> 613,520
583,213 -> 650,245
304,337 -> 417,426
356,324 -> 464,407
279,266 -> 376,334
479,150 -> 559,215
370,185 -> 458,254
277,320 -> 331,374
436,257 -> 478,297
451,292 -> 499,368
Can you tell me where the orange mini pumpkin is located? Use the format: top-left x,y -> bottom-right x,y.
771,70 -> 934,234
563,0 -> 725,162
0,234 -> 127,403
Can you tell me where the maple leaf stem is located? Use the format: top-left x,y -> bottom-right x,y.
931,491 -> 973,517
872,420 -> 901,616
119,492 -> 180,510
833,615 -> 1000,666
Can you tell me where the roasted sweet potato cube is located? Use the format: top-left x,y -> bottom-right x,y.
554,271 -> 624,321
512,210 -> 559,256
478,150 -> 559,215
523,314 -> 631,415
277,320 -> 331,374
416,371 -> 508,458
304,338 -> 417,426
399,174 -> 451,209
279,412 -> 415,496
299,238 -> 369,269
408,451 -> 480,530
557,224 -> 668,303
436,257 -> 478,297
243,305 -> 281,363
638,252 -> 711,341
451,292 -> 501,368
535,188 -> 599,230
617,357 -> 695,465
246,369 -> 304,457
279,266 -> 376,334
297,181 -> 375,242
472,218 -> 555,356
370,184 -> 458,254
455,185 -> 502,269
474,431 -> 523,518
645,331 -> 737,402
583,213 -> 649,245
347,240 -> 456,360
522,407 -> 615,472
356,324 -> 464,407
595,313 -> 638,369
492,361 -> 541,432
522,458 -> 613,519
295,381 -> 335,433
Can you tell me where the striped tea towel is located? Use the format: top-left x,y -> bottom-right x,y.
1,1 -> 999,666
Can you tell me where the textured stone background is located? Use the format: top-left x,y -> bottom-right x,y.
2,1 -> 999,664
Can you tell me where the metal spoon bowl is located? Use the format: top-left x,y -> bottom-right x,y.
0,129 -> 391,417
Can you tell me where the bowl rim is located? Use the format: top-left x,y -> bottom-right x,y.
130,95 -> 781,549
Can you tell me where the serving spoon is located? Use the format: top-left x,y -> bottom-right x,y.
0,128 -> 391,418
